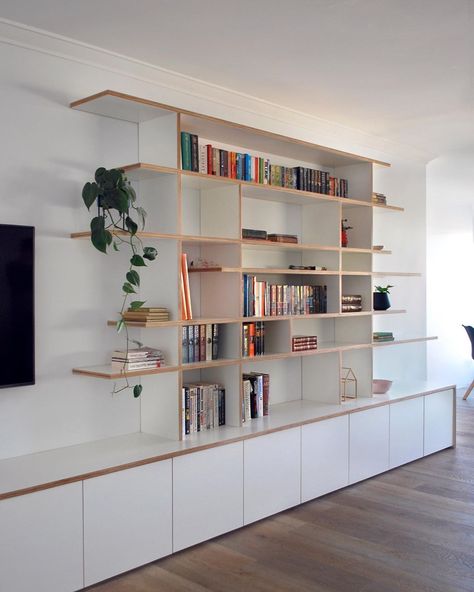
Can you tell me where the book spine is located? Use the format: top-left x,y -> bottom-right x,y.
262,373 -> 269,416
180,132 -> 191,170
206,144 -> 213,174
182,326 -> 189,364
184,387 -> 190,435
206,324 -> 213,361
212,324 -> 219,360
199,144 -> 207,175
199,324 -> 206,362
193,325 -> 200,363
190,134 -> 199,172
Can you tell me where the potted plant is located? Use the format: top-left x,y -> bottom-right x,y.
373,285 -> 394,311
82,167 -> 158,397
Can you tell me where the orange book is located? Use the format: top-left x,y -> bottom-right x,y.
248,322 -> 255,357
180,267 -> 188,320
181,253 -> 193,320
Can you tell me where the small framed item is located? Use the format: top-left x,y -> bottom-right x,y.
340,367 -> 357,401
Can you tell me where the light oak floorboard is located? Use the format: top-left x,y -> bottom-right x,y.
88,395 -> 472,592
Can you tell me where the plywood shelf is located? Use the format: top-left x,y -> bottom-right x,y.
72,365 -> 180,379
373,271 -> 422,277
372,336 -> 438,347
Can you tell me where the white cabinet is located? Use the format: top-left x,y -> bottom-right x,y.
173,442 -> 243,552
244,427 -> 300,524
302,416 -> 349,502
424,389 -> 455,455
349,406 -> 389,483
0,483 -> 83,592
390,397 -> 424,468
83,460 -> 172,586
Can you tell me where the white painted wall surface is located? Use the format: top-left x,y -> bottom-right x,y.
0,21 -> 428,459
426,153 -> 474,388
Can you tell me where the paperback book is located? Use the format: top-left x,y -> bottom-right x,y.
182,382 -> 225,435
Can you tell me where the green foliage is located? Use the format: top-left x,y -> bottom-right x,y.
81,167 -> 159,398
375,284 -> 394,294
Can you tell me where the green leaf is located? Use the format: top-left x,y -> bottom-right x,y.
143,246 -> 158,261
130,254 -> 146,267
94,167 -> 106,183
82,182 -> 99,210
135,206 -> 147,229
129,300 -> 146,311
122,282 -> 136,294
116,318 -> 125,333
133,384 -> 143,398
105,230 -> 113,246
126,270 -> 140,286
116,188 -> 130,214
90,216 -> 108,253
127,184 -> 137,203
109,169 -> 122,185
130,339 -> 143,348
125,216 -> 138,236
113,240 -> 120,252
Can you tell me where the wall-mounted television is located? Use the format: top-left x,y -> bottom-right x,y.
0,224 -> 35,388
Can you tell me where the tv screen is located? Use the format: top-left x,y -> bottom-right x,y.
0,224 -> 34,388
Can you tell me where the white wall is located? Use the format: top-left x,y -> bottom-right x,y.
0,21 -> 428,460
427,153 -> 474,388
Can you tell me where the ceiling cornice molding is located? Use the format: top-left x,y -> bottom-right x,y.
0,17 -> 433,164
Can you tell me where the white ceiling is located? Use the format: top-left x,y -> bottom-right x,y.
1,0 -> 473,159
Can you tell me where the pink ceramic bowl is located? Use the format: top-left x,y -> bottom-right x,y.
373,379 -> 393,394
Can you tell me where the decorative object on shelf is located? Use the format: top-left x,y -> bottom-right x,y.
341,219 -> 353,248
81,167 -> 158,398
372,245 -> 384,251
341,294 -> 362,313
372,379 -> 393,394
373,331 -> 394,343
373,284 -> 394,311
340,367 -> 357,401
372,192 -> 387,205
242,228 -> 268,240
188,257 -> 221,272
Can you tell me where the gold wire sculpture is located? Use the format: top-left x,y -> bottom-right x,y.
341,367 -> 357,401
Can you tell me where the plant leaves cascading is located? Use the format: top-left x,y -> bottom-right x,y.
82,167 -> 158,398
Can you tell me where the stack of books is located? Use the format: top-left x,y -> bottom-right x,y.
242,228 -> 268,240
373,332 -> 395,343
242,322 -> 265,357
372,192 -> 387,205
182,383 -> 225,435
111,347 -> 165,371
182,324 -> 219,364
341,295 -> 362,313
180,132 -> 348,196
122,307 -> 169,325
243,274 -> 327,317
242,373 -> 270,421
292,335 -> 318,352
267,233 -> 298,244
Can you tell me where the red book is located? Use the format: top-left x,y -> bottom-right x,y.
262,373 -> 270,416
206,144 -> 212,175
248,323 -> 255,357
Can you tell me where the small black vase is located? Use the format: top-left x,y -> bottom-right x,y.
373,292 -> 391,311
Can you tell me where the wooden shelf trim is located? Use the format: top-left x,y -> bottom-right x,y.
72,365 -> 180,379
372,336 -> 438,347
71,91 -> 390,167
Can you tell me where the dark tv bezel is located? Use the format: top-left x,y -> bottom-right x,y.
0,224 -> 35,389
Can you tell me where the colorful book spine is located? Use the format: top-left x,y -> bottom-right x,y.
180,132 -> 192,170
182,383 -> 225,434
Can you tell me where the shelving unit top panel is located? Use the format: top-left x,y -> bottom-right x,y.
70,90 -> 390,168
0,381 -> 454,501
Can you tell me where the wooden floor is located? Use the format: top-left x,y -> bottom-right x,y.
90,395 -> 474,592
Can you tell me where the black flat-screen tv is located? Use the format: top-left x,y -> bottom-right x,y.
0,224 -> 35,388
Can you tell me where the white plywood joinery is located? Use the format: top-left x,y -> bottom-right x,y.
67,89 -> 436,446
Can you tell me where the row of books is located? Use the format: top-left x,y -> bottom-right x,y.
182,383 -> 225,435
372,192 -> 387,205
242,373 -> 269,421
242,229 -> 298,244
122,307 -> 169,325
111,347 -> 164,370
373,331 -> 394,342
182,324 -> 219,364
243,274 -> 328,317
341,294 -> 362,313
292,335 -> 318,352
180,132 -> 348,196
242,322 -> 265,357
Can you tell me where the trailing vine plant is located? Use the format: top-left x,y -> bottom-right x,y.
82,167 -> 157,398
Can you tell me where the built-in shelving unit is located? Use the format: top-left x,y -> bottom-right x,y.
70,89 -> 434,442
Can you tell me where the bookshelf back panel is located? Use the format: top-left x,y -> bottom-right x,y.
341,252 -> 372,272
301,202 -> 340,246
341,349 -> 373,398
334,163 -> 373,202
133,174 -> 179,235
184,244 -> 240,269
196,272 -> 241,319
242,198 -> 301,240
140,372 -> 180,440
138,113 -> 178,168
182,181 -> 240,238
138,239 -> 179,320
302,353 -> 340,404
334,316 -> 372,345
242,358 -> 301,406
133,326 -> 179,367
291,318 -> 335,344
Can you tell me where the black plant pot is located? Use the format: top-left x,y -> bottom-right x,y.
373,292 -> 391,311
